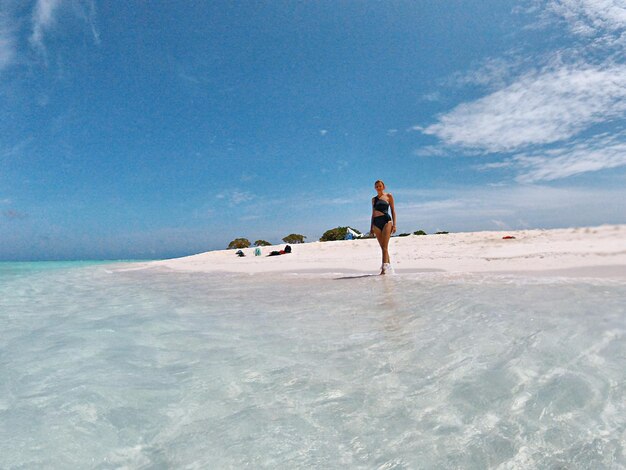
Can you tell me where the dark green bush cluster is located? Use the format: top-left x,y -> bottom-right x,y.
282,234 -> 306,244
228,234 -> 307,249
319,226 -> 361,242
227,238 -> 251,249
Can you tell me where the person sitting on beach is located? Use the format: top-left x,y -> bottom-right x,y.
267,245 -> 292,257
371,179 -> 396,274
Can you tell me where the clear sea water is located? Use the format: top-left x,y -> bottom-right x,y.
1,261 -> 625,469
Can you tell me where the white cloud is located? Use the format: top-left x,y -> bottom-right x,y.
413,1 -> 626,184
547,0 -> 626,38
30,0 -> 100,52
421,63 -> 626,153
395,184 -> 626,231
414,145 -> 450,157
513,132 -> 626,182
231,190 -> 255,205
30,0 -> 62,50
447,56 -> 532,91
421,91 -> 442,102
319,129 -> 328,136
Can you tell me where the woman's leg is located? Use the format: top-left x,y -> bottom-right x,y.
380,222 -> 393,264
372,226 -> 385,272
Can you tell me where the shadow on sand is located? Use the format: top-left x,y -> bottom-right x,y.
334,274 -> 379,280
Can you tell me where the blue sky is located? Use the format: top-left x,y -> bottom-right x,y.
1,0 -> 625,260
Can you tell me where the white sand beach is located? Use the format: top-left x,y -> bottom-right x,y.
147,224 -> 626,278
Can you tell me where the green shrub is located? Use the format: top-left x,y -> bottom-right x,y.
413,230 -> 427,235
254,240 -> 272,246
435,231 -> 449,235
227,238 -> 251,249
396,233 -> 411,237
319,226 -> 361,241
282,234 -> 306,244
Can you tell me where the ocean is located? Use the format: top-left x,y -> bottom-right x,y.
1,261 -> 625,468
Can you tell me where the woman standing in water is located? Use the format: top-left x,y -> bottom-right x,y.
371,180 -> 396,274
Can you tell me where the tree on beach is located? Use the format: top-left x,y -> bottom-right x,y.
282,234 -> 306,244
413,230 -> 427,235
227,238 -> 251,249
254,240 -> 272,246
319,226 -> 361,242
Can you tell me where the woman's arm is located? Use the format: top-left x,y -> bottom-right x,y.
389,193 -> 397,234
370,197 -> 376,233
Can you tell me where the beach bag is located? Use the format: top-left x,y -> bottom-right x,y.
284,245 -> 292,253
254,247 -> 261,256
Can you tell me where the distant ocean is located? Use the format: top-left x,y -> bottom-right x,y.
1,261 -> 625,468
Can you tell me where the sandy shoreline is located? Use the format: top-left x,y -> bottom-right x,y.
137,225 -> 626,279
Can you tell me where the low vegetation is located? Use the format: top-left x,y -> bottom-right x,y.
227,238 -> 251,249
319,226 -> 361,242
413,230 -> 427,235
282,234 -> 306,244
254,240 -> 272,246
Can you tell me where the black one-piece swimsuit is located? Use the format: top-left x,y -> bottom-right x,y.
372,196 -> 392,230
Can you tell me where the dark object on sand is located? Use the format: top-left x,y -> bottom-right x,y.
435,231 -> 449,235
502,235 -> 516,240
268,245 -> 292,257
235,250 -> 245,257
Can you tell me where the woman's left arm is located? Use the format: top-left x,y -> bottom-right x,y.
389,193 -> 397,234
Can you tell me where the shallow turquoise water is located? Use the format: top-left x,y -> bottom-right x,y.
0,262 -> 625,468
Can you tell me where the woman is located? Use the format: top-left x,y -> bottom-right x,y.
371,180 -> 396,274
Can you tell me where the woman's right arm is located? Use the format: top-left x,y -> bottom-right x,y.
370,197 -> 375,233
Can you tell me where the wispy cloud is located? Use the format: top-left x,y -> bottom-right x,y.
513,131 -> 626,182
216,190 -> 255,205
422,63 -> 626,153
30,0 -> 99,52
446,55 -> 533,91
545,0 -> 626,41
395,184 -> 626,231
413,1 -> 626,184
30,0 -> 62,51
476,133 -> 626,183
421,91 -> 442,102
